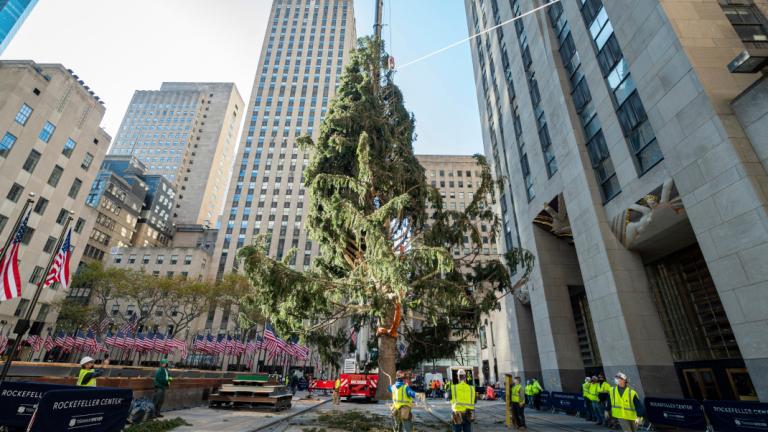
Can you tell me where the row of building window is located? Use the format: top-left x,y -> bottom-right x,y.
113,253 -> 194,266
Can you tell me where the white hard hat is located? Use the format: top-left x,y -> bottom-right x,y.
457,369 -> 466,376
615,372 -> 628,381
79,356 -> 95,365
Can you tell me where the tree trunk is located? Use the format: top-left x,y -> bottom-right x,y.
375,333 -> 397,400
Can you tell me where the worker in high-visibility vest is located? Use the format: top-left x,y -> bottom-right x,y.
508,376 -> 526,429
76,356 -> 102,387
610,372 -> 645,432
524,380 -> 534,407
588,375 -> 602,424
582,377 -> 594,421
391,370 -> 423,432
596,374 -> 611,425
444,379 -> 452,400
531,378 -> 544,410
450,369 -> 476,432
333,378 -> 341,405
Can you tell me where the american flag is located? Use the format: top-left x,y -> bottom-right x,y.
26,335 -> 44,352
44,228 -> 72,290
118,315 -> 138,335
0,336 -> 8,356
0,210 -> 30,302
43,335 -> 55,352
263,324 -> 286,356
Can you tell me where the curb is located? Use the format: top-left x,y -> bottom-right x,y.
251,398 -> 331,431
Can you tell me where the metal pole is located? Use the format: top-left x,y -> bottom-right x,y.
0,213 -> 72,384
372,0 -> 384,95
0,194 -> 36,266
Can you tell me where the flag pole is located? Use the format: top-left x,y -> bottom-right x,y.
0,212 -> 73,384
0,194 -> 36,267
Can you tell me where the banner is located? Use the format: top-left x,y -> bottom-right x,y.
538,391 -> 551,410
704,400 -> 768,432
0,381 -> 81,428
645,397 -> 707,430
550,391 -> 585,412
27,387 -> 132,432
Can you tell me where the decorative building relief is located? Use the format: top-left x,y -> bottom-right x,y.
610,179 -> 686,250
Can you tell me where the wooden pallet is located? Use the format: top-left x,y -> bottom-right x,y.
209,375 -> 292,411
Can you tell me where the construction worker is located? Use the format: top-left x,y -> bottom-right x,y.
444,378 -> 452,400
152,359 -> 172,418
611,372 -> 645,432
596,374 -> 611,426
582,377 -> 594,421
531,378 -> 543,410
588,375 -> 602,424
76,356 -> 103,387
450,369 -> 476,432
333,377 -> 341,405
391,370 -> 423,432
508,376 -> 526,430
524,380 -> 533,406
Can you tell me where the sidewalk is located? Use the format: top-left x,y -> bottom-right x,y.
163,393 -> 327,432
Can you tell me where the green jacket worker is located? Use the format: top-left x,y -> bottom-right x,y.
76,357 -> 103,386
152,359 -> 172,418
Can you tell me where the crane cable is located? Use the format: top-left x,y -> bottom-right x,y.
393,0 -> 561,72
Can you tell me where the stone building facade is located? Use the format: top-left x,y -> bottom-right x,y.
109,82 -> 243,226
465,0 -> 768,401
0,60 -> 110,333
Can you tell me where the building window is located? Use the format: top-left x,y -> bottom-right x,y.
170,255 -> 178,265
7,183 -> 24,202
21,227 -> 34,245
0,214 -> 7,234
63,138 -> 77,157
0,132 -> 17,157
56,209 -> 68,225
111,304 -> 120,316
74,217 -> 86,233
38,121 -> 56,143
43,236 -> 57,253
114,254 -> 123,264
128,254 -> 137,264
15,104 -> 33,125
48,165 -> 64,187
81,153 -> 94,170
14,299 -> 30,317
722,4 -> 768,47
29,266 -> 45,284
143,254 -> 150,264
156,255 -> 165,264
33,197 -> 49,215
68,178 -> 82,198
22,150 -> 42,173
184,255 -> 192,265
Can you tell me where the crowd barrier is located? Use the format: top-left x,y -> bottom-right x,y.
543,391 -> 768,432
0,381 -> 132,431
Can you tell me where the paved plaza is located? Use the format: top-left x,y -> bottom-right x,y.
165,392 -> 611,432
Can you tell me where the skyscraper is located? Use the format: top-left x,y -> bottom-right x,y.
109,83 -> 243,226
464,0 -> 768,401
212,0 -> 356,284
0,0 -> 38,54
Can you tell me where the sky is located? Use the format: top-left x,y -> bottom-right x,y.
1,0 -> 483,156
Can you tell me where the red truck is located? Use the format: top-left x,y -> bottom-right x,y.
338,373 -> 379,401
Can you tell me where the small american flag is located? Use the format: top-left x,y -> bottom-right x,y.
43,335 -> 55,352
118,315 -> 138,335
44,228 -> 72,290
0,336 -> 8,355
0,210 -> 31,302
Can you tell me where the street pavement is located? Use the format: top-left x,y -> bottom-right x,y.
164,392 -> 614,431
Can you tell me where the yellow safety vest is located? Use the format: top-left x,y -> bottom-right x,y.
599,381 -> 611,395
392,384 -> 413,409
77,369 -> 96,387
582,382 -> 591,397
525,384 -> 533,396
335,379 -> 340,390
587,382 -> 599,401
532,380 -> 543,394
511,384 -> 522,403
610,386 -> 638,421
451,382 -> 476,413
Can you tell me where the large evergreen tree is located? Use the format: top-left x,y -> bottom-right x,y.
238,38 -> 534,398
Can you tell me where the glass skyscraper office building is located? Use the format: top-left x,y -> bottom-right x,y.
0,0 -> 38,54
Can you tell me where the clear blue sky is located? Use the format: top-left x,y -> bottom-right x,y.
2,0 -> 483,156
354,0 -> 484,155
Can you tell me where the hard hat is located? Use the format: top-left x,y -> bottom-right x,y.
615,372 -> 628,381
396,370 -> 405,378
457,369 -> 466,376
585,377 -> 592,382
79,356 -> 95,366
